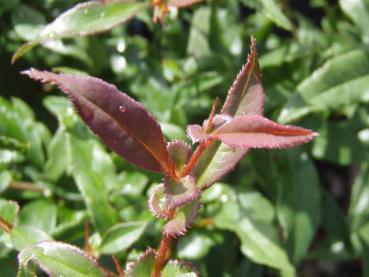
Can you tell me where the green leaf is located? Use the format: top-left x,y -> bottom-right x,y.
11,3 -> 45,41
276,150 -> 321,264
279,50 -> 369,123
0,199 -> 19,225
162,260 -> 199,277
44,129 -> 69,181
213,185 -> 295,276
312,119 -> 367,165
177,231 -> 216,260
320,190 -> 352,250
99,221 -> 147,255
18,241 -> 104,277
349,163 -> 369,232
19,200 -> 57,234
0,97 -> 49,167
340,0 -> 369,42
258,0 -> 293,30
187,7 -> 211,57
117,171 -> 149,196
126,248 -> 156,277
0,171 -> 12,193
11,225 -> 52,251
360,235 -> 369,276
43,96 -> 81,129
69,137 -> 118,233
0,0 -> 18,16
13,0 -> 149,62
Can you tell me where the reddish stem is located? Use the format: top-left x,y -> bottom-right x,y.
0,216 -> 12,233
112,256 -> 125,277
84,222 -> 92,257
152,209 -> 175,277
181,138 -> 216,177
152,235 -> 172,277
204,97 -> 219,133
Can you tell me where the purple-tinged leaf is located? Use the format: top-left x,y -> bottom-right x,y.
167,141 -> 192,175
221,36 -> 264,116
187,124 -> 208,143
187,115 -> 232,143
22,69 -> 173,174
164,175 -> 200,209
213,114 -> 317,149
163,200 -> 200,237
126,248 -> 156,277
148,184 -> 170,219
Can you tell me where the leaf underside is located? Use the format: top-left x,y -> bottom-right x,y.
164,175 -> 200,209
213,114 -> 317,149
191,37 -> 264,189
22,69 -> 171,174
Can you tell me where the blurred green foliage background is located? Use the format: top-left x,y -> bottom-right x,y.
1,0 -> 369,276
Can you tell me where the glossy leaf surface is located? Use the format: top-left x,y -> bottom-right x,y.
278,50 -> 369,123
19,200 -> 57,234
258,0 -> 293,30
276,150 -> 321,264
12,1 -> 148,62
99,221 -> 147,255
69,137 -> 118,233
18,241 -> 104,277
213,184 -> 295,276
23,69 -> 172,174
11,225 -> 52,251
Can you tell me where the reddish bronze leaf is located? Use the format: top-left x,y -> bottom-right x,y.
186,124 -> 208,143
221,36 -> 264,116
187,115 -> 232,144
213,114 -> 318,149
23,69 -> 172,174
